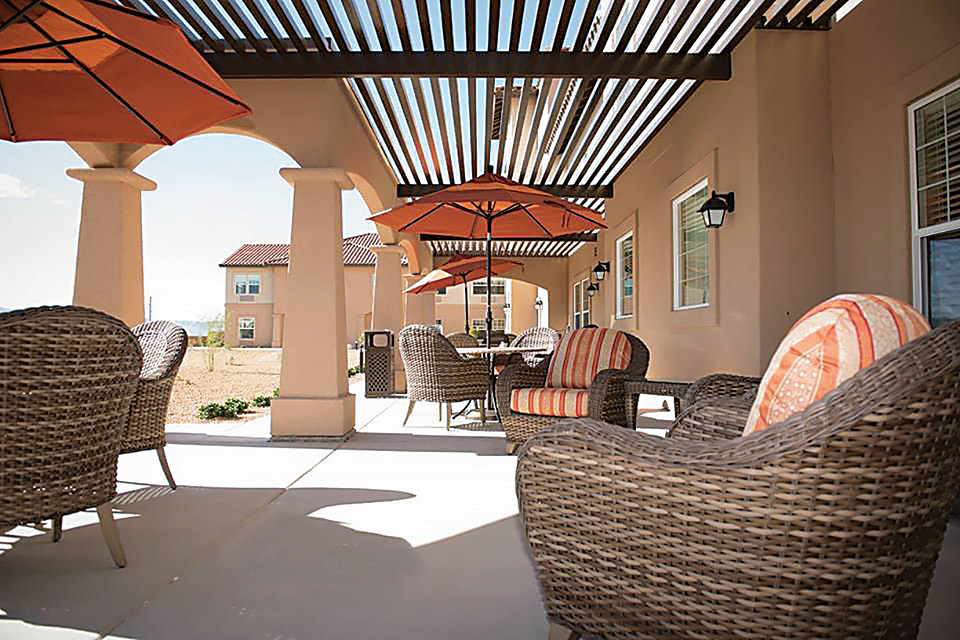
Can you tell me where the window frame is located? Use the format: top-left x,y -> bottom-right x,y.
471,278 -> 506,296
572,277 -> 590,328
909,77 -> 960,315
234,274 -> 261,296
616,230 -> 634,318
238,317 -> 255,341
672,178 -> 711,311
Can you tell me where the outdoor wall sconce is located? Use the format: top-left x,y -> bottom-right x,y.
534,298 -> 543,308
503,302 -> 511,310
698,190 -> 735,228
586,281 -> 599,297
592,261 -> 610,281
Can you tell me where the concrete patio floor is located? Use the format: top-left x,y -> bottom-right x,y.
1,383 -> 958,639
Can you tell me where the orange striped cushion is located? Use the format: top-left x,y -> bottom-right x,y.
546,328 -> 632,389
510,387 -> 590,418
744,294 -> 930,435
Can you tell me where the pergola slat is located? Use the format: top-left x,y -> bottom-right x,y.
614,0 -> 651,53
193,0 -> 245,54
163,0 -> 225,53
398,183 -> 612,199
218,0 -> 266,54
262,0 -> 306,52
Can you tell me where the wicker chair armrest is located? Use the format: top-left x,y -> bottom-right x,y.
684,373 -> 761,406
587,369 -> 633,427
667,398 -> 752,442
496,361 -> 549,419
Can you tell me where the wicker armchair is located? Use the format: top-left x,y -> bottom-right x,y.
399,325 -> 488,428
497,328 -> 649,453
123,320 -> 188,489
0,306 -> 143,567
445,332 -> 479,348
517,319 -> 960,640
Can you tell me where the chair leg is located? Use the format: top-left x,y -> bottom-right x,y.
505,441 -> 518,455
96,503 -> 127,568
548,623 -> 579,640
156,446 -> 177,490
403,400 -> 416,426
439,403 -> 443,421
445,402 -> 452,430
479,403 -> 486,424
52,515 -> 62,542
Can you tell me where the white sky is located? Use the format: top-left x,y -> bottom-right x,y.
0,135 -> 376,321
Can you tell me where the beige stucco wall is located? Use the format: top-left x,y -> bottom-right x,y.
509,280 -> 539,332
344,265 -> 375,344
829,0 -> 960,300
225,302 -> 274,347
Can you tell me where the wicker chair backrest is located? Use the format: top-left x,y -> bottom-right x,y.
399,325 -> 464,398
511,327 -> 561,367
0,306 -> 142,526
446,332 -> 478,348
132,320 -> 188,381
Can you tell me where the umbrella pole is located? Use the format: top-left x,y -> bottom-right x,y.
462,274 -> 469,334
486,214 -> 495,416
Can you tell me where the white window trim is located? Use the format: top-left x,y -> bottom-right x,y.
238,317 -> 255,341
572,277 -> 590,328
908,77 -> 960,313
234,274 -> 262,297
616,231 -> 634,318
672,177 -> 711,311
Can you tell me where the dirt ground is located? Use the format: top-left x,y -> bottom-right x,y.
167,348 -> 281,423
168,347 -> 363,423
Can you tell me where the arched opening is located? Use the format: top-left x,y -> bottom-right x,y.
430,275 -> 550,336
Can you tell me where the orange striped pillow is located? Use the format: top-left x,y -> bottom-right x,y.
546,328 -> 632,389
744,294 -> 930,435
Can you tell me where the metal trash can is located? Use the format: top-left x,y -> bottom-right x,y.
363,330 -> 394,397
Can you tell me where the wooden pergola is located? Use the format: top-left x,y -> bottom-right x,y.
115,0 -> 856,212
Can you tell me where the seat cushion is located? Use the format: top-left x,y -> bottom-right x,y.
546,327 -> 631,389
510,387 -> 590,418
744,294 -> 931,435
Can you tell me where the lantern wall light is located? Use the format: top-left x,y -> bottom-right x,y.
592,261 -> 610,281
697,190 -> 735,228
586,281 -> 599,297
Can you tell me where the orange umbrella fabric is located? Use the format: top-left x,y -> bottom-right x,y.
368,172 -> 606,239
0,0 -> 250,144
404,256 -> 521,334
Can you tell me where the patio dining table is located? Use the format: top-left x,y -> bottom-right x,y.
454,345 -> 550,419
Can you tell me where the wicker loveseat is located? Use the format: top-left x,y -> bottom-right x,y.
399,325 -> 488,428
517,319 -> 960,640
0,306 -> 143,567
497,327 -> 649,453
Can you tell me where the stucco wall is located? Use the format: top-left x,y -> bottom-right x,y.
594,32 -> 763,379
828,0 -> 960,300
225,302 -> 274,347
344,265 -> 375,344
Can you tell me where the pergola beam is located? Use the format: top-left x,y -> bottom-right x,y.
205,51 -> 731,80
398,183 -> 613,199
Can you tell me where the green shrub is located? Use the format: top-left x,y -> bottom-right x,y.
347,366 -> 362,377
252,395 -> 272,408
198,402 -> 237,420
223,397 -> 249,414
272,387 -> 280,398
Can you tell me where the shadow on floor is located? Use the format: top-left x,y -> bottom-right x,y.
0,486 -> 545,640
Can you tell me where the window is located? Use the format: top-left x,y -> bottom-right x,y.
910,80 -> 960,326
436,286 -> 447,296
492,318 -> 506,331
616,231 -> 634,317
234,274 -> 261,295
436,318 -> 443,328
672,179 -> 710,310
471,278 -> 506,296
238,317 -> 255,340
572,278 -> 590,328
471,318 -> 485,332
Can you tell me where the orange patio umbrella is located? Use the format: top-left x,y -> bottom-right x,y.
404,254 -> 522,334
0,0 -> 250,144
370,171 -> 606,349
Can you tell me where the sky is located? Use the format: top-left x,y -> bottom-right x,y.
0,135 -> 375,321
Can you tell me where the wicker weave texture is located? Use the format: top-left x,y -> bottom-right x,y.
445,332 -> 479,348
0,306 -> 142,528
497,331 -> 650,447
122,321 -> 188,454
517,319 -> 960,639
399,325 -> 487,403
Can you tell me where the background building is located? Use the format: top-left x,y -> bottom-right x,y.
220,233 -> 397,348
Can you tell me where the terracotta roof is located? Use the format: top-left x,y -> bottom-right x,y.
219,233 -> 405,267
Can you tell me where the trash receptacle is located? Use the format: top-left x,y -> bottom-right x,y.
364,330 -> 394,397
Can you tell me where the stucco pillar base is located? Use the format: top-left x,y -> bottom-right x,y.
270,395 -> 356,438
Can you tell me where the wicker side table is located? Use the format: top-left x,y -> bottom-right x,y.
624,379 -> 692,429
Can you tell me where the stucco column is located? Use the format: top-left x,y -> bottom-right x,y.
403,274 -> 435,327
371,245 -> 406,392
67,168 -> 156,326
272,168 -> 355,438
